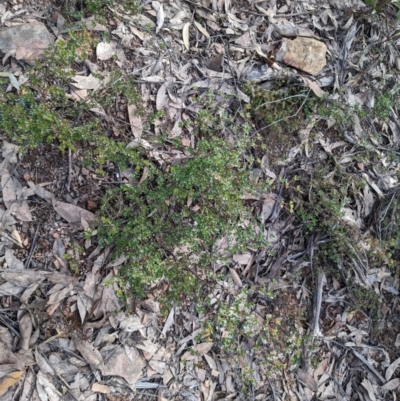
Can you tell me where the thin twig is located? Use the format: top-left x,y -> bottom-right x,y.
66,148 -> 72,191
250,90 -> 311,137
0,229 -> 23,248
255,94 -> 307,110
24,223 -> 40,269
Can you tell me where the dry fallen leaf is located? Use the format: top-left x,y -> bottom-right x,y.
381,378 -> 400,391
127,104 -> 143,138
229,268 -> 243,287
156,81 -> 169,111
194,21 -> 210,45
71,74 -> 102,90
161,307 -> 174,337
101,345 -> 145,385
73,335 -> 105,372
0,370 -> 25,396
297,369 -> 317,392
96,41 -> 118,60
53,201 -> 95,228
92,383 -> 111,394
183,22 -> 191,51
156,4 -> 164,34
385,356 -> 400,381
18,313 -> 32,351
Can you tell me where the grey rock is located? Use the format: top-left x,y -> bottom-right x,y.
0,23 -> 55,64
277,37 -> 327,75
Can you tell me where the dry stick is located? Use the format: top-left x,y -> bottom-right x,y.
66,148 -> 72,192
250,89 -> 311,137
0,229 -> 23,248
24,223 -> 40,269
255,93 -> 308,110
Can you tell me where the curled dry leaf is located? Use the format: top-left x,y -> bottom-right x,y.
156,81 -> 169,111
71,74 -> 102,90
18,313 -> 32,351
127,104 -> 143,138
183,22 -> 191,51
161,307 -> 174,337
194,21 -> 210,45
385,356 -> 400,381
381,378 -> 400,391
229,268 -> 243,287
156,4 -> 164,34
297,368 -> 317,392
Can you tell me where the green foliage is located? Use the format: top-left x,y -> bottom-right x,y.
351,285 -> 382,323
0,91 -> 100,151
0,29 -> 144,171
364,0 -> 400,17
244,84 -> 316,136
98,133 -> 263,299
64,0 -> 141,19
31,31 -> 93,82
373,92 -> 392,120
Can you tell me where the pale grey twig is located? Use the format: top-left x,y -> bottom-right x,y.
250,89 -> 311,137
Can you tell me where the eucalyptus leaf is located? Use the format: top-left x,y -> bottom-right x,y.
0,72 -> 20,90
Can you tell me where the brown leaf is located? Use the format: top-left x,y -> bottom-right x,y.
0,370 -> 24,396
297,368 -> 317,392
302,77 -> 325,98
47,283 -> 74,305
127,104 -> 143,138
92,383 -> 111,394
73,335 -> 105,372
53,201 -> 95,228
195,342 -> 213,355
71,74 -> 101,90
229,268 -> 243,287
18,313 -> 32,351
314,358 -> 329,379
101,345 -> 144,384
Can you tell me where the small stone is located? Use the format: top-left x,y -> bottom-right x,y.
395,333 -> 400,347
52,232 -> 59,239
182,137 -> 191,147
277,37 -> 327,75
0,23 -> 55,64
23,173 -> 31,181
381,303 -> 389,316
356,162 -> 364,171
87,200 -> 97,211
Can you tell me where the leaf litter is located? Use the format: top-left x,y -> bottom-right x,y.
0,0 -> 400,399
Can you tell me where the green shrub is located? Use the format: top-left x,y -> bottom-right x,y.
98,134 -> 263,299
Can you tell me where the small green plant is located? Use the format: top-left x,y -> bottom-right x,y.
351,285 -> 382,324
98,133 -> 263,299
364,0 -> 400,17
